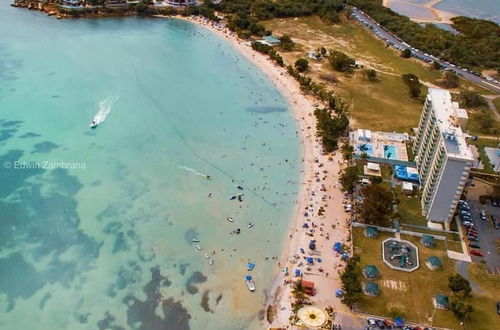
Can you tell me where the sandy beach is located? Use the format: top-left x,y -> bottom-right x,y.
166,15 -> 354,328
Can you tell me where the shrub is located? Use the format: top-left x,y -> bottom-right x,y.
294,58 -> 309,72
328,49 -> 355,72
401,48 -> 412,58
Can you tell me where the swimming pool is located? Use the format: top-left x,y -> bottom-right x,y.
384,145 -> 398,160
357,143 -> 374,155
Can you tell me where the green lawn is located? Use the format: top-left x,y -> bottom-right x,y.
465,105 -> 500,137
395,187 -> 426,226
352,227 -> 461,328
263,15 -> 494,132
353,227 -> 497,329
464,263 -> 500,329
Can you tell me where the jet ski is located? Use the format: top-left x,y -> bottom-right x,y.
90,120 -> 98,129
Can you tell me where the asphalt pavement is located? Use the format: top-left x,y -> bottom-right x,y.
467,200 -> 500,275
350,7 -> 500,94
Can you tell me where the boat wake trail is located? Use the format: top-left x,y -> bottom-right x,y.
93,96 -> 119,125
178,166 -> 209,178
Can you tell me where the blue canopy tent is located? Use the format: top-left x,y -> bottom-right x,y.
335,289 -> 344,298
333,242 -> 342,253
295,269 -> 302,277
306,257 -> 314,265
394,317 -> 404,327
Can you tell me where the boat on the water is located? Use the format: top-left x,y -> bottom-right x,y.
204,253 -> 210,259
245,275 -> 255,292
209,258 -> 214,265
247,222 -> 254,228
227,217 -> 234,222
192,238 -> 200,243
247,261 -> 255,271
90,120 -> 98,129
194,243 -> 202,250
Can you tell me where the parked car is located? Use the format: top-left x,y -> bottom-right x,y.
462,221 -> 474,227
468,236 -> 479,242
470,249 -> 484,257
480,210 -> 487,221
375,319 -> 385,328
469,243 -> 480,249
495,222 -> 500,229
497,302 -> 500,315
367,318 -> 377,327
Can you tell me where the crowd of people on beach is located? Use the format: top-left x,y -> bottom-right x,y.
183,14 -> 351,326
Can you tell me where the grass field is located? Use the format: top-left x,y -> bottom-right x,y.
352,227 -> 499,329
352,227 -> 460,328
466,104 -> 500,137
395,187 -> 426,226
263,15 -> 498,132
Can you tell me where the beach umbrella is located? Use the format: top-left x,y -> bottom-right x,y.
341,252 -> 349,260
297,306 -> 328,328
335,289 -> 344,297
306,257 -> 314,264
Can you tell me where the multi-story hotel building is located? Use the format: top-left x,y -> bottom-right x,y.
413,89 -> 473,229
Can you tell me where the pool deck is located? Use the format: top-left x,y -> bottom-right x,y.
350,130 -> 409,162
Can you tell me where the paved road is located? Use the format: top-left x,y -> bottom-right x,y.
351,7 -> 500,94
466,200 -> 500,275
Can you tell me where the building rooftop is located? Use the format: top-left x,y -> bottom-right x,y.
427,88 -> 473,161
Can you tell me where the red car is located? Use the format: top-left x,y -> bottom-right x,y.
470,249 -> 484,257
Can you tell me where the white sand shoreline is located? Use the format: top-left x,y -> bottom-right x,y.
160,14 -> 352,327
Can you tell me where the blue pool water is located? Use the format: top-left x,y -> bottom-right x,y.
357,143 -> 374,155
384,145 -> 398,160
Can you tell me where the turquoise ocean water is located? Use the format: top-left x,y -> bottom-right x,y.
0,3 -> 300,329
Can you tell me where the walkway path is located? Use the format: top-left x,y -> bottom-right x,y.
455,261 -> 485,294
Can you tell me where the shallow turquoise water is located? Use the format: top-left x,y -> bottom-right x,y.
0,3 -> 300,329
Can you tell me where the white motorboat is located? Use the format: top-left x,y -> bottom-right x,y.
245,275 -> 255,292
90,120 -> 98,129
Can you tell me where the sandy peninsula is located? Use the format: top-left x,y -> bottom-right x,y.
166,15 -> 355,328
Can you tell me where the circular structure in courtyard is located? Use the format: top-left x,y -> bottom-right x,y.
382,238 -> 419,272
297,306 -> 328,328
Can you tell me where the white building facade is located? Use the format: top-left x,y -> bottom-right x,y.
413,89 -> 473,229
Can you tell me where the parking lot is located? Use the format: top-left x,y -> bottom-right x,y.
466,200 -> 500,274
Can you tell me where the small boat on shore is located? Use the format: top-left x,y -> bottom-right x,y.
247,261 -> 255,271
245,275 -> 255,292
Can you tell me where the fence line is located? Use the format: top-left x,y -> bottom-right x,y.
352,222 -> 447,240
